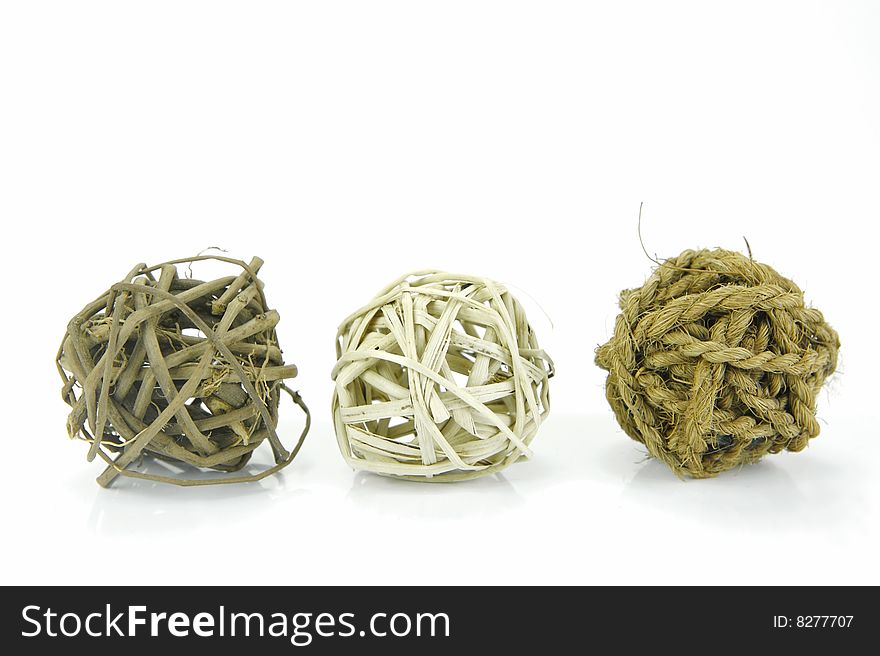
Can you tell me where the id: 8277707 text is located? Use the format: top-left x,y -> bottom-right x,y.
773,616 -> 853,629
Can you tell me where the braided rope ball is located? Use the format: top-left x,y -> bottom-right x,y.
57,255 -> 309,487
596,249 -> 839,478
331,271 -> 554,481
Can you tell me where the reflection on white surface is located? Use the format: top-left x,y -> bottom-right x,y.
13,413 -> 878,585
86,463 -> 304,537
624,458 -> 808,531
619,427 -> 868,533
346,471 -> 525,520
82,413 -> 874,540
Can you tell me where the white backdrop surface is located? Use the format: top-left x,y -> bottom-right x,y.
0,1 -> 877,585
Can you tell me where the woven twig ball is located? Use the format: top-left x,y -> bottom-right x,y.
57,255 -> 310,487
596,248 -> 839,478
331,271 -> 554,481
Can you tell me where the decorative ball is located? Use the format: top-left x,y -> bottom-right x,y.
596,248 -> 839,478
57,255 -> 310,487
331,270 -> 554,481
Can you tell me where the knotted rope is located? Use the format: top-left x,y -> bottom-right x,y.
596,248 -> 839,477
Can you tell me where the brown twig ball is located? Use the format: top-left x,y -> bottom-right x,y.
596,248 -> 839,478
57,255 -> 309,487
331,271 -> 554,481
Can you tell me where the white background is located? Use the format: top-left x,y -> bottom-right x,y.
1,1 -> 878,586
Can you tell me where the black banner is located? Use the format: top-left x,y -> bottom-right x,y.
1,586 -> 873,653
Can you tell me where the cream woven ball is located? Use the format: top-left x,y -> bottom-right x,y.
331,271 -> 554,481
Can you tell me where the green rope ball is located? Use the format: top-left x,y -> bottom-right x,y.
596,248 -> 839,478
57,255 -> 309,487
